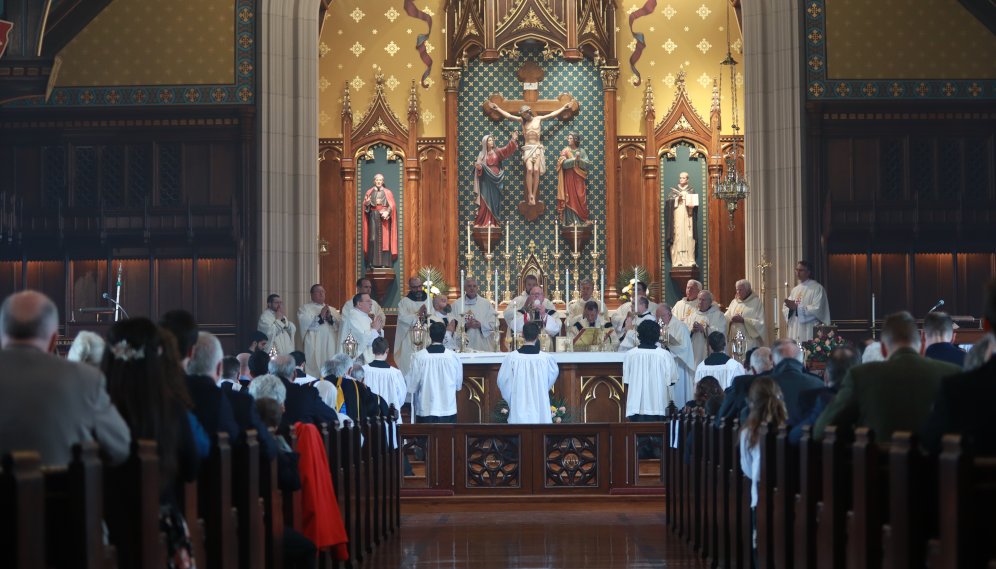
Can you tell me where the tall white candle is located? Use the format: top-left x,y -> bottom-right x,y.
467,220 -> 472,251
506,220 -> 510,254
554,218 -> 559,254
461,269 -> 465,305
495,268 -> 499,304
487,227 -> 491,253
600,267 -> 605,306
871,293 -> 876,328
573,226 -> 578,252
773,295 -> 778,337
566,267 -> 570,306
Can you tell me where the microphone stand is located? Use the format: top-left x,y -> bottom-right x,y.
102,293 -> 130,320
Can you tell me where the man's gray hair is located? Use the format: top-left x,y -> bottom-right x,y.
67,331 -> 106,366
580,278 -> 594,287
735,279 -> 752,291
0,291 -> 58,341
923,311 -> 954,340
187,332 -> 224,376
700,290 -> 714,303
687,279 -> 702,289
248,374 -> 287,404
750,347 -> 773,373
772,338 -> 804,365
862,341 -> 886,363
964,334 -> 995,371
268,354 -> 297,379
322,353 -> 354,379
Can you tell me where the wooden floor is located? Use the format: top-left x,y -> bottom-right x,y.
361,511 -> 710,568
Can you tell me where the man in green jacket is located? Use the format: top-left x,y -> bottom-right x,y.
813,311 -> 962,442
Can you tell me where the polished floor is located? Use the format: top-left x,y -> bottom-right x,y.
361,511 -> 710,568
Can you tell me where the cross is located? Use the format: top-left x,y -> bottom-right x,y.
755,254 -> 772,298
482,59 -> 578,121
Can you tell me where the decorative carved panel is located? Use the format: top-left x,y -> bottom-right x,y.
581,375 -> 624,423
402,435 -> 431,488
466,435 -> 520,487
457,377 -> 486,423
545,434 -> 598,487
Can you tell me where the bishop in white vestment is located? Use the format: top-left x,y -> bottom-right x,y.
725,280 -> 766,353
338,293 -> 385,365
783,262 -> 831,343
362,338 -> 407,447
497,322 -> 560,424
258,294 -> 297,354
687,291 -> 729,366
672,279 -> 703,327
566,302 -> 618,351
451,278 -> 498,352
656,304 -> 696,406
623,320 -> 678,420
298,284 -> 341,378
394,277 -> 429,378
567,279 -> 609,321
406,322 -> 463,423
507,287 -> 562,350
503,275 -> 557,328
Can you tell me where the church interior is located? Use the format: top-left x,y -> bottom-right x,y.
2,0 -> 996,567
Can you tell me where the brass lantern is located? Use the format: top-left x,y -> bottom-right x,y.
410,319 -> 426,350
267,344 -> 277,359
731,329 -> 747,364
713,2 -> 750,231
657,317 -> 672,352
342,333 -> 359,359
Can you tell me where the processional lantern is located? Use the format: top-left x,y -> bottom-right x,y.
713,2 -> 750,231
342,333 -> 359,359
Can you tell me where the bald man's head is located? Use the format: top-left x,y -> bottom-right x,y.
0,291 -> 60,352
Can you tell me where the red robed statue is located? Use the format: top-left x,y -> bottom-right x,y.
362,173 -> 398,268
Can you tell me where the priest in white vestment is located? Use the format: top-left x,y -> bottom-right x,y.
694,331 -> 746,390
725,280 -> 766,354
503,274 -> 557,328
611,281 -> 659,336
623,320 -> 678,420
567,279 -> 609,321
258,294 -> 297,354
497,322 -> 560,424
672,279 -> 702,327
617,297 -> 657,351
566,300 -> 619,351
506,286 -> 562,351
687,290 -> 728,366
338,293 -> 386,365
298,284 -> 341,378
406,321 -> 463,423
395,276 -> 429,379
428,294 -> 462,351
362,337 -> 407,447
783,261 -> 831,343
655,303 -> 697,407
341,277 -> 385,324
451,277 -> 498,352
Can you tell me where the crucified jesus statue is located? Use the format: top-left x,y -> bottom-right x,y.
489,101 -> 572,219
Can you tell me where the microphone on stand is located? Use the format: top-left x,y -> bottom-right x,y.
102,293 -> 130,320
926,300 -> 945,315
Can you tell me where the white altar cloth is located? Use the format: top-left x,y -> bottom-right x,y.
456,352 -> 626,365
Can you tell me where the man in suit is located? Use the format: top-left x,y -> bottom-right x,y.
921,279 -> 996,455
788,345 -> 861,445
714,347 -> 773,427
248,350 -> 271,379
922,312 -> 967,368
218,356 -> 241,391
268,354 -> 340,429
814,311 -> 962,442
160,310 -> 240,442
188,332 -> 277,462
321,353 -> 389,422
0,291 -> 131,466
767,338 -> 825,419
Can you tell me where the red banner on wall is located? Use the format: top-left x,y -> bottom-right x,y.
0,20 -> 12,59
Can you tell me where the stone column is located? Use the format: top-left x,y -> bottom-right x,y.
600,68 -> 620,299
742,0 -> 805,341
257,0 -> 320,349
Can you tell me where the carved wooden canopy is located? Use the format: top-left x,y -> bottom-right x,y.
342,72 -> 419,162
653,69 -> 720,159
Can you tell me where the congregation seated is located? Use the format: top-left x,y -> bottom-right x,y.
249,349 -> 271,379
66,330 -> 105,366
787,345 -> 860,446
269,354 -> 339,429
0,290 -> 131,467
291,350 -> 317,383
686,376 -> 724,417
963,333 -> 994,371
693,331 -> 745,390
236,352 -> 253,386
714,347 -> 773,427
766,338 -> 823,419
218,355 -> 242,391
814,311 -> 963,442
922,311 -> 967,367
321,353 -> 387,422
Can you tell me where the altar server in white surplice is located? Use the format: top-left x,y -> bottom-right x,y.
694,331 -> 746,391
567,279 -> 609,322
672,279 -> 702,327
503,274 -> 557,328
395,276 -> 429,379
656,303 -> 697,406
362,337 -> 407,447
298,284 -> 341,378
687,290 -> 728,367
406,321 -> 463,423
451,277 -> 498,352
507,286 -> 562,350
566,300 -> 618,351
338,293 -> 386,365
783,261 -> 831,343
725,280 -> 767,353
341,277 -> 385,325
611,281 -> 659,336
258,294 -> 297,354
623,320 -> 678,420
498,322 -> 560,424
618,297 -> 657,351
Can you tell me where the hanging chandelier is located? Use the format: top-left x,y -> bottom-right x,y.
713,2 -> 750,231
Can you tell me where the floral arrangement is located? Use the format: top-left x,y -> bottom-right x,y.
614,265 -> 658,304
801,332 -> 852,363
489,396 -> 580,424
417,266 -> 449,298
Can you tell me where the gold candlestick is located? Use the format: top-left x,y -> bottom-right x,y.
552,250 -> 563,303
484,252 -> 495,302
571,251 -> 581,300
502,251 -> 513,303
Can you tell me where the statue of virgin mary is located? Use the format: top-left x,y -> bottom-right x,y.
472,134 -> 519,227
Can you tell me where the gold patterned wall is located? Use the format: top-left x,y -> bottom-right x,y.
318,0 -> 743,138
826,0 -> 996,80
55,0 -> 235,87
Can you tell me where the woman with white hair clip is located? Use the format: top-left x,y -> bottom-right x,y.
67,331 -> 105,366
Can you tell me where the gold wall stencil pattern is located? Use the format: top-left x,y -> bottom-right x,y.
55,0 -> 235,87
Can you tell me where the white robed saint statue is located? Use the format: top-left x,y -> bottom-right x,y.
497,323 -> 560,424
298,285 -> 341,379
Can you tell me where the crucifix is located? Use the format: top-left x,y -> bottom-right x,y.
483,59 -> 579,222
755,254 -> 772,298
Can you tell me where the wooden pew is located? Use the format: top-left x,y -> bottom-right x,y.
0,451 -> 45,569
702,418 -> 716,564
773,424 -> 798,569
388,406 -> 400,534
727,418 -> 749,569
756,422 -> 777,569
882,432 -> 931,569
232,430 -> 264,569
350,418 -> 367,563
338,419 -> 358,568
282,426 -> 303,533
930,434 -> 996,569
201,432 -> 239,569
182,477 -> 207,569
361,418 -> 375,554
259,428 -> 284,569
716,418 -> 734,569
666,415 -> 677,531
816,426 -> 849,569
847,428 -> 887,569
794,426 -> 821,569
322,421 -> 344,569
370,417 -> 385,546
104,440 -> 168,569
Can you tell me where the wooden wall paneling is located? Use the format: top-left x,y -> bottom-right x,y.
411,145 -> 445,276
183,144 -> 211,206
210,143 -> 237,206
68,260 -> 109,316
708,188 -> 746,307
197,258 -> 238,325
853,139 -> 878,213
913,254 -> 955,317
16,146 -> 41,208
0,147 -> 13,198
0,261 -> 22,300
419,147 -> 449,288
319,145 -> 349,304
24,261 -> 66,320
618,146 -> 644,272
871,254 -> 909,318
157,259 -> 195,316
643,154 -> 661,293
827,254 -> 869,322
958,253 -> 996,317
118,259 -> 151,319
826,138 -> 852,202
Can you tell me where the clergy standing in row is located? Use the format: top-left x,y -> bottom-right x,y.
406,322 -> 463,423
618,297 -> 657,351
362,337 -> 407,447
298,284 -> 341,378
497,322 -> 560,424
566,300 -> 618,351
429,294 -> 462,351
656,303 -> 696,405
338,292 -> 385,365
342,278 -> 385,323
725,279 -> 766,353
258,294 -> 296,354
507,286 -> 562,350
672,279 -> 702,325
784,261 -> 831,343
451,277 -> 498,352
503,274 -> 557,326
567,279 -> 609,321
611,281 -> 659,337
395,276 -> 428,378
623,320 -> 678,421
687,290 -> 727,366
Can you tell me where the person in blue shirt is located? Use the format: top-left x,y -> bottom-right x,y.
788,345 -> 861,446
922,312 -> 967,368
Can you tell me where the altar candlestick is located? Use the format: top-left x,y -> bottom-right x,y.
506,220 -> 510,253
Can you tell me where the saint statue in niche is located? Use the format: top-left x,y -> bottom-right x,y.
665,172 -> 698,267
555,131 -> 591,226
362,173 -> 398,268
